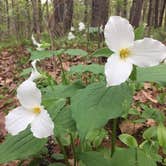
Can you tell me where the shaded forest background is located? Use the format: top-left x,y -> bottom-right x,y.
0,0 -> 166,47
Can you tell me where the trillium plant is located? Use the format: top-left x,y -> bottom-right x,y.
104,16 -> 166,86
5,60 -> 54,138
1,16 -> 166,166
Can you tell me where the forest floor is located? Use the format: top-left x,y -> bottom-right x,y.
0,45 -> 166,166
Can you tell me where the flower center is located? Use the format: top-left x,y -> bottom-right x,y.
33,107 -> 41,114
119,48 -> 130,59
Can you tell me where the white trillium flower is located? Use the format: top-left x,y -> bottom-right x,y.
68,32 -> 75,40
104,16 -> 166,86
5,60 -> 54,138
71,26 -> 75,32
78,22 -> 85,31
31,34 -> 44,51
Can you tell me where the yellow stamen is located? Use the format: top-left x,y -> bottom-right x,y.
120,48 -> 130,59
33,107 -> 41,114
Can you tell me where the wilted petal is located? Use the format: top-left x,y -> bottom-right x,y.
5,107 -> 35,135
129,38 -> 166,67
104,16 -> 134,52
31,109 -> 54,138
105,54 -> 133,86
17,80 -> 41,109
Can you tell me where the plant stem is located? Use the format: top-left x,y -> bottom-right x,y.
111,119 -> 117,157
70,133 -> 77,166
57,54 -> 68,85
56,137 -> 70,166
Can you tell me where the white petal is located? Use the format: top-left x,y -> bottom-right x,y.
105,54 -> 133,86
31,109 -> 54,138
5,107 -> 35,135
29,59 -> 41,81
17,80 -> 41,109
129,38 -> 166,67
104,16 -> 134,52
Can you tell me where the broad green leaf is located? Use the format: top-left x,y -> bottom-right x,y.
110,148 -> 156,166
65,49 -> 88,57
134,25 -> 145,40
54,106 -> 76,136
71,82 -> 133,138
0,130 -> 47,163
42,81 -> 85,101
30,49 -> 64,60
119,134 -> 138,148
92,47 -> 113,57
143,126 -> 157,140
157,123 -> 166,147
69,64 -> 104,75
79,151 -> 111,166
137,64 -> 166,83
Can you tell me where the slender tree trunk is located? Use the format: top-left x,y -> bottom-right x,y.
154,0 -> 159,28
5,0 -> 10,34
142,0 -> 149,22
63,0 -> 73,32
158,0 -> 166,27
122,0 -> 128,18
130,0 -> 143,27
147,0 -> 155,27
25,0 -> 31,38
91,0 -> 109,27
31,0 -> 40,39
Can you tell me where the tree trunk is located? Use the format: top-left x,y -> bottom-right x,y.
31,0 -> 40,38
158,0 -> 166,27
154,0 -> 159,28
142,0 -> 149,22
147,0 -> 156,27
129,0 -> 143,27
91,0 -> 109,27
5,0 -> 10,34
25,0 -> 31,38
63,0 -> 73,32
122,0 -> 128,18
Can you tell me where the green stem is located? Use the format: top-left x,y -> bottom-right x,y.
111,119 -> 117,157
130,65 -> 137,81
57,54 -> 68,85
70,134 -> 77,166
56,137 -> 70,166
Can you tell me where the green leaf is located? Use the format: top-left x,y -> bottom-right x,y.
134,25 -> 145,40
71,82 -> 133,139
54,106 -> 76,136
141,104 -> 165,123
65,49 -> 88,57
79,151 -> 111,166
42,81 -> 85,101
143,126 -> 157,140
119,134 -> 138,148
137,64 -> 166,83
0,130 -> 47,163
157,123 -> 166,147
30,49 -> 64,60
110,148 -> 156,166
69,64 -> 104,75
20,67 -> 32,77
92,47 -> 113,57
